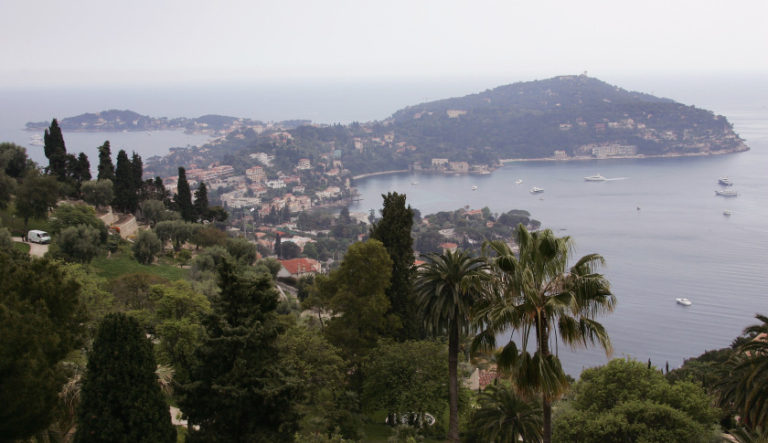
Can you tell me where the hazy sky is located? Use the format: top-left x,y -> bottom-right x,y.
1,0 -> 766,86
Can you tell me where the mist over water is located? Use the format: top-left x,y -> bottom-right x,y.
2,74 -> 767,376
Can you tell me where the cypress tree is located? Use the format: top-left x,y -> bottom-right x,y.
179,259 -> 297,441
370,192 -> 420,340
77,152 -> 92,182
113,150 -> 137,213
274,232 -> 282,258
43,119 -> 68,180
75,313 -> 175,443
175,167 -> 194,222
193,182 -> 209,221
131,152 -> 143,199
97,141 -> 115,183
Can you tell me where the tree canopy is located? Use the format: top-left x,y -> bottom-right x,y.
75,313 -> 175,443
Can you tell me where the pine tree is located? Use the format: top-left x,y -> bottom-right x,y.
97,141 -> 115,182
179,259 -> 298,442
43,119 -> 68,180
193,182 -> 209,221
175,167 -> 194,222
370,192 -> 420,340
113,150 -> 137,213
75,313 -> 175,443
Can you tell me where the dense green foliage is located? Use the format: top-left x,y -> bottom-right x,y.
51,224 -> 103,263
133,230 -> 163,264
362,340 -> 448,427
0,252 -> 85,440
305,239 -> 397,364
15,171 -> 60,226
474,225 -> 615,443
553,358 -> 718,442
175,167 -> 194,222
97,141 -> 115,183
43,119 -> 68,180
465,382 -> 543,443
179,259 -> 298,442
75,313 -> 175,443
278,325 -> 359,437
81,179 -> 115,208
370,192 -> 419,340
415,250 -> 489,442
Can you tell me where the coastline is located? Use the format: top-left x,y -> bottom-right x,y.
348,146 -> 750,184
351,169 -> 410,180
499,147 -> 749,164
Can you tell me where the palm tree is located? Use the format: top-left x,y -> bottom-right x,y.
719,314 -> 768,431
415,249 -> 488,442
466,382 -> 543,443
473,224 -> 615,443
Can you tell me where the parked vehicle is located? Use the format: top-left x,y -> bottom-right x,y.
28,230 -> 51,244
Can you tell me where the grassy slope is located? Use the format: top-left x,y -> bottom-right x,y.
91,251 -> 187,281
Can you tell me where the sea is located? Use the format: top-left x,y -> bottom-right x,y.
1,74 -> 767,376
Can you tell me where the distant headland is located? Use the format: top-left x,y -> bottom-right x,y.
27,75 -> 749,179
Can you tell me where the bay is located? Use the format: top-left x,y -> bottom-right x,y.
349,108 -> 768,376
2,75 -> 767,376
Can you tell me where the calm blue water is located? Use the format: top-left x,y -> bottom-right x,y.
2,76 -> 767,376
350,106 -> 768,376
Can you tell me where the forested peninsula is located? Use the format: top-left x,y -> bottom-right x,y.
28,75 -> 748,179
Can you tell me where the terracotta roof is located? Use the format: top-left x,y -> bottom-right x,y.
280,258 -> 320,275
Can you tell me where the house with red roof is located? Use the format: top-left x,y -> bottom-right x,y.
277,258 -> 322,279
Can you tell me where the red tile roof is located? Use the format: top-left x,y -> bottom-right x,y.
279,258 -> 321,275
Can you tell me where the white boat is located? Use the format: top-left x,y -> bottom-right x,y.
530,187 -> 544,194
718,177 -> 733,186
411,181 -> 419,185
515,179 -> 523,185
29,135 -> 43,146
715,189 -> 738,197
471,185 -> 478,191
676,297 -> 692,306
584,173 -> 608,181
723,210 -> 732,216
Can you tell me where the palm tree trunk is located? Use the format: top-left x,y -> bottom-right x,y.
542,394 -> 552,443
448,319 -> 460,442
540,313 -> 552,443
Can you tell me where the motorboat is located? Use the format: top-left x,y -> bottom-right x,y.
723,210 -> 732,216
515,179 -> 523,185
676,297 -> 692,306
530,187 -> 544,194
715,189 -> 738,197
471,185 -> 478,191
584,173 -> 608,181
718,177 -> 733,186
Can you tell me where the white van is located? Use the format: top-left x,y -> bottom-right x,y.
28,230 -> 51,244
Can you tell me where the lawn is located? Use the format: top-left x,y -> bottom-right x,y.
13,241 -> 30,254
91,252 -> 188,281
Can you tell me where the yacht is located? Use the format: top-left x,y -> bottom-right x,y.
718,177 -> 733,186
471,185 -> 478,191
676,297 -> 692,306
723,210 -> 732,217
29,135 -> 43,146
584,173 -> 608,181
515,179 -> 523,185
529,187 -> 544,194
715,189 -> 738,197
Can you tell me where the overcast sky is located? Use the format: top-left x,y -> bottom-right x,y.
1,0 -> 766,87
